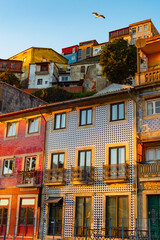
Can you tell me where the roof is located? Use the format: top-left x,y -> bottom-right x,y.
0,59 -> 22,63
95,83 -> 133,96
71,55 -> 100,66
93,42 -> 108,47
129,19 -> 151,27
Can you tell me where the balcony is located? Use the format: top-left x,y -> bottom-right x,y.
136,68 -> 160,85
71,166 -> 94,185
138,161 -> 160,181
35,70 -> 49,75
103,164 -> 129,183
17,171 -> 39,187
44,168 -> 66,186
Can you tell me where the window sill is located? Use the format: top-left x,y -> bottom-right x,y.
143,113 -> 160,120
108,119 -> 127,125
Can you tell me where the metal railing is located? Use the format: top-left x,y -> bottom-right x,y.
44,168 -> 66,185
17,170 -> 39,187
103,163 -> 129,182
71,166 -> 94,184
138,161 -> 160,179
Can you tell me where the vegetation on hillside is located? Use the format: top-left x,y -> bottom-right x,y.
0,70 -> 22,88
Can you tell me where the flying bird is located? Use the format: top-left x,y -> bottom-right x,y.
92,12 -> 105,19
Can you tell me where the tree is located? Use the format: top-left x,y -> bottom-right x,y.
0,70 -> 21,88
100,38 -> 137,85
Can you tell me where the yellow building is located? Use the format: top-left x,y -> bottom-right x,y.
109,19 -> 159,45
78,40 -> 98,61
9,47 -> 68,87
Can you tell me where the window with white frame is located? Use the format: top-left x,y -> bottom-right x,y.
146,148 -> 160,162
54,113 -> 66,130
3,159 -> 13,175
28,118 -> 39,134
25,157 -> 36,171
6,122 -> 17,137
147,100 -> 160,115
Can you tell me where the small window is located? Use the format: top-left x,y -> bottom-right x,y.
124,29 -> 129,34
41,64 -> 48,71
131,28 -> 136,34
81,66 -> 85,73
37,79 -> 43,85
109,147 -> 125,177
78,150 -> 91,167
138,26 -> 142,32
11,63 -> 15,69
144,24 -> 148,31
23,58 -> 26,63
78,49 -> 81,57
80,108 -> 92,126
101,46 -> 104,50
62,76 -> 68,81
25,157 -> 36,171
147,100 -> 160,115
144,35 -> 148,38
54,113 -> 66,130
110,102 -> 125,121
45,81 -> 48,84
118,30 -> 123,36
3,159 -> 13,175
2,63 -> 6,68
72,56 -> 75,60
146,148 -> 160,162
28,118 -> 39,134
86,47 -> 90,55
51,153 -> 64,169
6,122 -> 17,137
72,48 -> 75,53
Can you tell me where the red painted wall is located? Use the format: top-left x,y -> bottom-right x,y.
62,45 -> 78,55
0,59 -> 22,72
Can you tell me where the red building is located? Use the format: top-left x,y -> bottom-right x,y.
0,59 -> 23,79
62,45 -> 78,55
0,107 -> 46,239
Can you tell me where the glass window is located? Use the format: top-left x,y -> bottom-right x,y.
37,79 -> 43,85
147,100 -> 160,115
11,63 -> 15,69
25,157 -> 36,171
2,62 -> 6,68
146,148 -> 160,162
28,118 -> 39,134
106,196 -> 128,231
111,102 -> 125,121
75,197 -> 91,236
54,113 -> 66,130
78,49 -> 82,57
138,26 -> 142,32
144,24 -> 148,31
109,147 -> 125,177
81,66 -> 85,73
3,159 -> 13,175
131,28 -> 136,34
86,47 -> 90,55
80,108 -> 92,126
78,150 -> 91,167
51,153 -> 64,169
7,122 -> 17,137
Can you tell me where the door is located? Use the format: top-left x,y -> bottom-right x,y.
148,195 -> 160,239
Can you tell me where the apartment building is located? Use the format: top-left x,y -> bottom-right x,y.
0,59 -> 22,80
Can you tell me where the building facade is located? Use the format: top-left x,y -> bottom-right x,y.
0,59 -> 23,80
62,45 -> 78,64
93,42 -> 107,56
0,108 -> 46,239
78,40 -> 98,62
41,84 -> 137,239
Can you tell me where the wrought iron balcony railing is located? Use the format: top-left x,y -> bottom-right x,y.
138,161 -> 160,181
103,163 -> 129,183
17,171 -> 39,187
71,166 -> 94,185
44,168 -> 66,186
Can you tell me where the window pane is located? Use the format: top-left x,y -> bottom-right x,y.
86,151 -> 91,167
8,160 -> 13,174
111,105 -> 117,121
110,148 -> 117,164
20,208 -> 26,224
107,197 -> 116,227
25,158 -> 31,171
0,208 -> 2,223
156,149 -> 160,160
58,154 -> 64,168
29,120 -> 34,133
2,208 -> 8,225
3,160 -> 9,174
119,103 -> 124,119
118,197 -> 128,227
81,110 -> 86,125
76,198 -> 84,235
146,149 -> 154,161
27,208 -> 34,225
147,102 -> 153,115
34,119 -> 39,132
79,151 -> 85,167
118,147 -> 125,164
85,198 -> 91,229
87,109 -> 92,124
7,123 -> 13,136
155,101 -> 160,114
31,157 -> 36,170
52,154 -> 58,169
55,114 -> 60,129
61,114 -> 66,128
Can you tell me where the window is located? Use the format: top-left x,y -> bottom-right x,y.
146,148 -> 160,162
0,199 -> 8,234
3,159 -> 13,175
6,122 -> 17,137
54,113 -> 66,130
72,48 -> 75,53
109,147 -> 125,177
106,196 -> 128,233
25,157 -> 36,171
41,64 -> 48,71
78,49 -> 81,57
23,58 -> 26,62
78,150 -> 91,168
138,26 -> 142,32
11,63 -> 15,69
48,198 -> 63,236
80,108 -> 92,126
62,76 -> 68,81
124,29 -> 129,34
51,153 -> 64,169
110,102 -> 124,121
45,81 -> 48,84
2,62 -> 6,68
118,30 -> 123,36
86,47 -> 90,55
144,35 -> 148,38
101,45 -> 104,50
144,24 -> 148,31
37,79 -> 43,85
147,100 -> 160,115
81,66 -> 85,73
72,56 -> 75,60
131,28 -> 136,34
28,118 -> 39,134
75,197 -> 91,236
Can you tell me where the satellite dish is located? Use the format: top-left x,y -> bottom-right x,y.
135,39 -> 146,48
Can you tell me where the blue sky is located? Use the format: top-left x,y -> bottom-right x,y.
0,0 -> 160,58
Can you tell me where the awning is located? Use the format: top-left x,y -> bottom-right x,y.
45,197 -> 62,204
